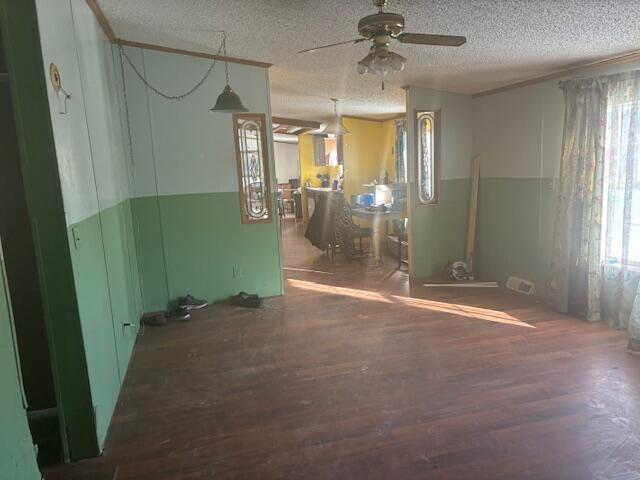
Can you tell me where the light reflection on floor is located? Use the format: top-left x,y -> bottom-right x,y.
282,267 -> 335,275
288,278 -> 394,303
287,278 -> 535,329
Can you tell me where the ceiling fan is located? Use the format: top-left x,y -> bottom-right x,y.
298,0 -> 466,82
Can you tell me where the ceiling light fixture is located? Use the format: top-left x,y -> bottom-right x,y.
320,98 -> 350,137
299,0 -> 465,91
211,33 -> 248,113
357,43 -> 406,90
357,45 -> 406,76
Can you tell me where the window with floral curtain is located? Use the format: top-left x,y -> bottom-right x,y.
550,71 -> 640,353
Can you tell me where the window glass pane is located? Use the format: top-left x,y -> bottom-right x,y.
395,120 -> 407,183
324,137 -> 338,166
417,111 -> 436,203
602,100 -> 640,265
234,114 -> 272,223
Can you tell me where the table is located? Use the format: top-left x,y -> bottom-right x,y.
351,208 -> 407,261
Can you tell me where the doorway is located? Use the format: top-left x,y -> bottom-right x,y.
0,38 -> 60,465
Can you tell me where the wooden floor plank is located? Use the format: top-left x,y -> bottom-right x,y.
44,218 -> 640,479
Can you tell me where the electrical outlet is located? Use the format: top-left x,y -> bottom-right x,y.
122,322 -> 137,336
233,265 -> 243,278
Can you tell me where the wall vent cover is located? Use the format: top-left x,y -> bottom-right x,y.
506,276 -> 535,295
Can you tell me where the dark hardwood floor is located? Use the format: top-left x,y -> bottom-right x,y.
45,218 -> 640,479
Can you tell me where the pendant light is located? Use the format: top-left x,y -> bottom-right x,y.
321,98 -> 350,137
211,33 -> 248,113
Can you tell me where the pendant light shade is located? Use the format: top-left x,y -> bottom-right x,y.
210,33 -> 248,113
320,98 -> 350,136
321,121 -> 351,137
210,85 -> 248,113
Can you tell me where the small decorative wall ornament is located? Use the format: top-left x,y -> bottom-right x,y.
49,63 -> 71,114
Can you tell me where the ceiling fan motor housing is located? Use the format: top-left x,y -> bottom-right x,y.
358,13 -> 405,39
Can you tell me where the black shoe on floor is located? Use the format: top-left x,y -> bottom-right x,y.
167,306 -> 191,321
231,291 -> 262,308
178,294 -> 208,310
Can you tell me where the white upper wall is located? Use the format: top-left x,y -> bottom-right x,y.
472,81 -> 565,179
122,47 -> 273,197
36,0 -> 99,225
472,60 -> 640,179
406,86 -> 473,181
35,0 -> 275,221
35,0 -> 131,225
71,0 -> 132,209
274,142 -> 300,184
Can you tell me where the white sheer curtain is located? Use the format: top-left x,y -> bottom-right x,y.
600,72 -> 640,349
551,70 -> 640,351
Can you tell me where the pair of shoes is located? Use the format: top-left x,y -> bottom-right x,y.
167,306 -> 191,322
230,291 -> 262,308
178,294 -> 208,310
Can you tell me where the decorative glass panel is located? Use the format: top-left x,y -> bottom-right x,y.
395,119 -> 407,183
233,113 -> 272,223
416,111 -> 438,204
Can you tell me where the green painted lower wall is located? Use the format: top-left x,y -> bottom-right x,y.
99,200 -> 143,380
128,196 -> 169,312
410,178 -> 471,278
67,199 -> 142,448
0,251 -> 41,479
474,177 -> 557,298
132,192 -> 283,312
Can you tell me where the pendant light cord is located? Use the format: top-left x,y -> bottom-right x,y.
118,32 -> 226,101
223,33 -> 231,85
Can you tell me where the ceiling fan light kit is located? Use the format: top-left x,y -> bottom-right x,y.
299,0 -> 466,87
357,45 -> 406,76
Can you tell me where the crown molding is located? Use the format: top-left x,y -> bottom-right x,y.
85,0 -> 272,68
272,116 -> 321,130
117,40 -> 272,68
343,114 -> 405,123
85,0 -> 117,43
472,49 -> 640,98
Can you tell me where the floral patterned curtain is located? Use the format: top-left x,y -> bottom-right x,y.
550,78 -> 607,322
551,71 -> 640,351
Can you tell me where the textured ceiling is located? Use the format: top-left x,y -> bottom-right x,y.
98,0 -> 640,121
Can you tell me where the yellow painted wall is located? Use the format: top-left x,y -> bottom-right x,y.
298,117 -> 404,222
299,134 -> 340,188
341,117 -> 400,200
380,118 -> 398,184
299,134 -> 340,222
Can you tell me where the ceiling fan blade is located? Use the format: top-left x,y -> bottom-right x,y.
396,33 -> 466,47
298,38 -> 368,54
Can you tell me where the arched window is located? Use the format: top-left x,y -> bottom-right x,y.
416,110 -> 440,204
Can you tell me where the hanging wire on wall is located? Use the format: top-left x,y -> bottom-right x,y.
117,33 -> 225,101
116,32 -> 234,313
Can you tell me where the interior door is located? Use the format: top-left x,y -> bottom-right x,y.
0,237 -> 41,479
